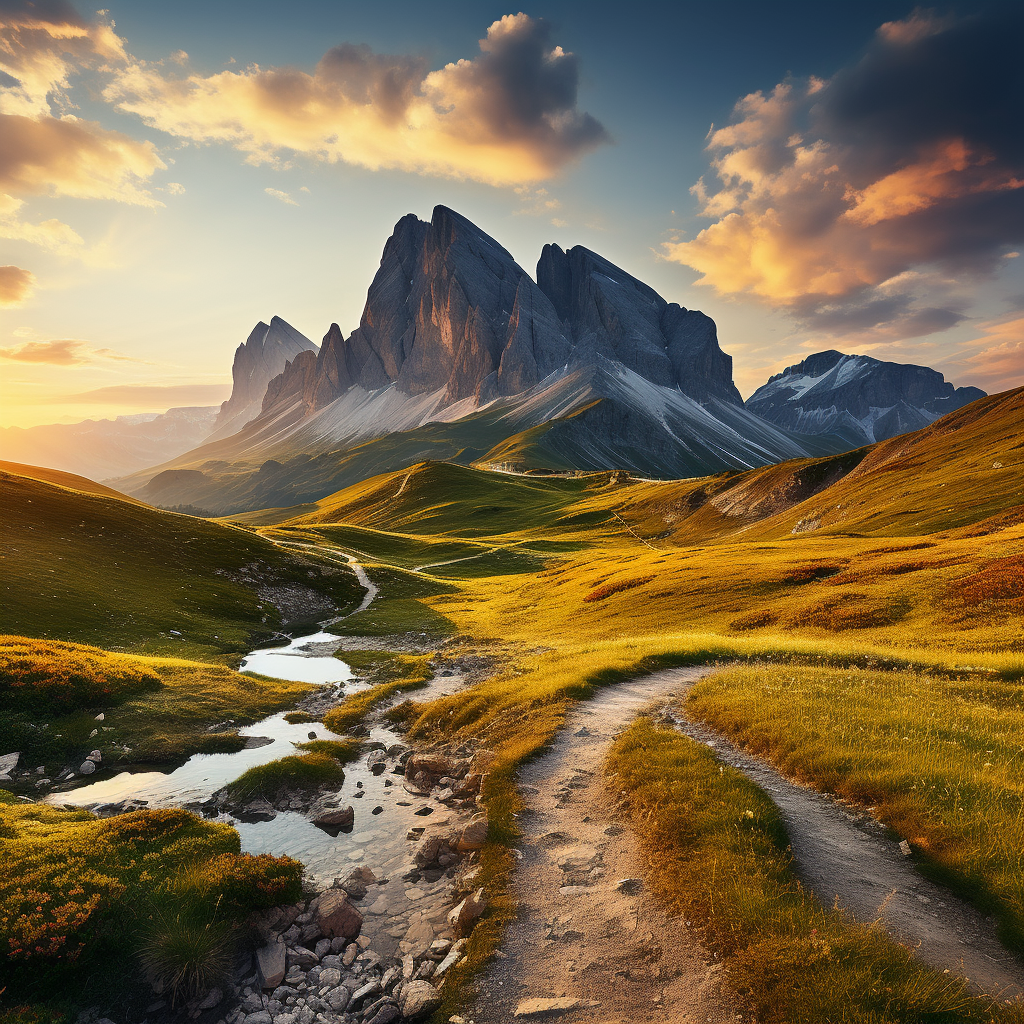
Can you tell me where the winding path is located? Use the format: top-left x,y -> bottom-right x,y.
472,667 -> 1023,1022
472,668 -> 737,1023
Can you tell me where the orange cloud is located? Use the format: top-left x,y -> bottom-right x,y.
0,338 -> 88,364
664,10 -> 1024,339
0,2 -> 165,259
0,263 -> 35,306
105,13 -> 608,187
948,317 -> 1024,393
0,337 -> 144,364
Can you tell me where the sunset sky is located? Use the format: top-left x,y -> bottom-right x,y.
1,0 -> 1022,428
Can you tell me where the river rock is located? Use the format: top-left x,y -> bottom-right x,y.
312,805 -> 354,829
237,797 -> 277,822
0,752 -> 20,778
79,761 -> 96,775
405,753 -> 457,780
256,940 -> 287,989
315,890 -> 363,939
447,887 -> 487,939
457,812 -> 488,852
365,1006 -> 400,1024
87,750 -> 102,763
398,980 -> 441,1019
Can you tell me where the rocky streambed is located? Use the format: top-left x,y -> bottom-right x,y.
55,626 -> 498,1024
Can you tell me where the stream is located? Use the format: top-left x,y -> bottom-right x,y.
51,564 -> 470,957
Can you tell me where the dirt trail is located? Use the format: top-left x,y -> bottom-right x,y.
672,711 -> 1024,1000
471,666 -> 1024,1022
471,668 -> 738,1023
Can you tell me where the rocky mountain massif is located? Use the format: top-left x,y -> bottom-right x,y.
116,207 -> 829,513
747,350 -> 986,448
209,317 -> 317,441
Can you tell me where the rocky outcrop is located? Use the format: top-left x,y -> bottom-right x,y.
210,317 -> 316,440
746,350 -> 987,446
536,242 -> 742,404
255,206 -> 743,424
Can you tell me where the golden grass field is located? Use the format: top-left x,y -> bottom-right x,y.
1,388 -> 1022,1023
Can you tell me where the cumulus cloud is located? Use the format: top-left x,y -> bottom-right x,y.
0,336 -> 144,364
0,1 -> 165,257
0,262 -> 34,305
104,13 -> 608,186
665,9 -> 1024,338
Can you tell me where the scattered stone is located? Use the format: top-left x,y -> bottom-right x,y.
317,967 -> 341,988
256,941 -> 287,990
365,1006 -> 400,1024
237,797 -> 277,823
343,943 -> 359,966
615,877 -> 644,895
414,806 -> 433,816
372,805 -> 384,815
433,939 -> 467,980
311,806 -> 354,830
315,890 -> 363,940
307,731 -> 317,740
456,813 -> 488,852
447,888 -> 487,939
244,736 -> 274,749
398,980 -> 441,1020
79,761 -> 96,775
197,988 -> 223,1010
513,998 -> 600,1017
349,980 -> 380,1005
899,840 -> 912,856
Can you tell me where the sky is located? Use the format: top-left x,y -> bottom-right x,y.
0,0 -> 1022,428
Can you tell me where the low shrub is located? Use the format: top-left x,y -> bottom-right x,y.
0,636 -> 161,714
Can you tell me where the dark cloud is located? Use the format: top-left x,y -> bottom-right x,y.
316,43 -> 427,125
667,8 -> 1024,341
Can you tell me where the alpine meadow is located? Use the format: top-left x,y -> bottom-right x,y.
2,4 -> 1023,1024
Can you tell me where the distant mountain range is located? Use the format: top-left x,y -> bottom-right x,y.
0,406 -> 219,481
746,350 -> 986,447
0,206 -> 988,512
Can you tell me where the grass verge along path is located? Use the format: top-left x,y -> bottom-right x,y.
606,717 -> 1023,1024
687,664 -> 1024,950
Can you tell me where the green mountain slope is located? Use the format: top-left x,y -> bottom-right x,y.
0,467 -> 364,656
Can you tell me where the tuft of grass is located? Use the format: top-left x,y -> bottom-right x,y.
687,663 -> 1024,949
138,907 -> 234,1006
322,655 -> 433,733
225,752 -> 346,803
605,717 -> 1020,1024
293,738 -> 362,762
283,710 -> 314,724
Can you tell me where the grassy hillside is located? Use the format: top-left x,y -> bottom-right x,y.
0,635 -> 313,783
0,469 -> 363,657
0,461 -> 146,504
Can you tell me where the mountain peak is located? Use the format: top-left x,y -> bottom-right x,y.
208,316 -> 316,442
748,349 -> 986,445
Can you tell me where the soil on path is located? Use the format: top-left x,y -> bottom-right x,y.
471,668 -> 739,1023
